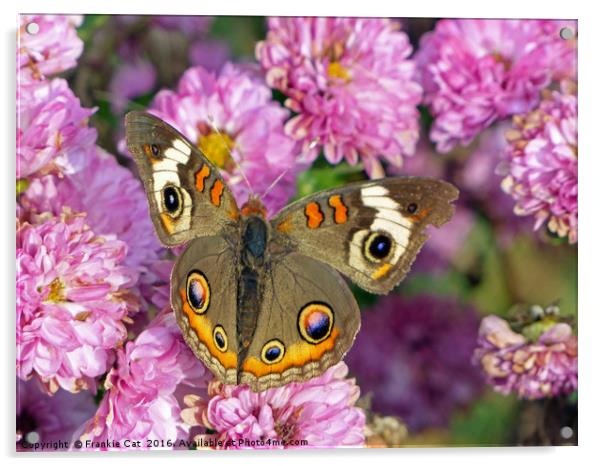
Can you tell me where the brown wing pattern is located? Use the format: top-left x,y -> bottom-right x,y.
125,111 -> 239,246
270,177 -> 459,294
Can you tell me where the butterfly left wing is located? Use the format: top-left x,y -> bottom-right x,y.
270,177 -> 459,294
125,111 -> 239,246
238,253 -> 360,391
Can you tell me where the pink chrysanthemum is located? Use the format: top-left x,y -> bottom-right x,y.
500,81 -> 577,243
17,378 -> 96,451
18,15 -> 83,84
76,309 -> 210,450
474,315 -> 577,399
416,19 -> 576,152
17,212 -> 139,394
17,78 -> 96,180
183,363 -> 365,449
147,63 -> 301,216
19,146 -> 168,314
256,17 -> 422,178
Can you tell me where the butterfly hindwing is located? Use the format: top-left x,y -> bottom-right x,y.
125,111 -> 239,246
270,177 -> 459,294
171,235 -> 239,385
238,253 -> 360,391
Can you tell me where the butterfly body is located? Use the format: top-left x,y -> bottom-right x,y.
125,111 -> 459,391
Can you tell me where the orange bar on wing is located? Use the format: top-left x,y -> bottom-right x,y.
328,194 -> 349,224
304,202 -> 324,229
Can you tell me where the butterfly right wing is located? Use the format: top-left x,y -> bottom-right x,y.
125,111 -> 239,246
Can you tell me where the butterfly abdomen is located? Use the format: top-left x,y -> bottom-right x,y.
236,216 -> 269,381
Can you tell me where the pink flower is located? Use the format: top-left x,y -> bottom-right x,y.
17,378 -> 96,451
189,363 -> 365,449
19,146 -> 167,311
147,64 -> 301,216
17,212 -> 140,393
474,314 -> 577,399
257,17 -> 422,178
17,78 -> 96,179
416,19 -> 576,152
18,15 -> 83,84
500,81 -> 577,243
76,309 -> 210,450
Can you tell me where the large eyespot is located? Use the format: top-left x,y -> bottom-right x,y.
163,185 -> 182,216
260,339 -> 285,364
186,270 -> 210,314
298,302 -> 334,344
213,325 -> 228,352
364,231 -> 393,262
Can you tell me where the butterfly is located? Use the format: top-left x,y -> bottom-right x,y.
125,111 -> 459,392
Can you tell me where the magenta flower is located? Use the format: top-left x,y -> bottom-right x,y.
109,60 -> 157,114
17,78 -> 96,180
76,309 -> 210,450
474,315 -> 577,399
17,378 -> 96,451
147,63 -> 301,216
346,295 -> 483,432
256,17 -> 422,177
17,212 -> 140,393
185,362 -> 365,449
500,81 -> 577,243
18,15 -> 83,84
416,19 -> 576,152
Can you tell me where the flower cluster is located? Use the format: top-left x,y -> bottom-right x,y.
76,310 -> 210,450
257,17 -> 423,177
17,212 -> 139,393
416,19 -> 576,152
148,63 -> 302,215
346,295 -> 484,432
474,314 -> 577,399
500,81 -> 578,243
182,363 -> 365,449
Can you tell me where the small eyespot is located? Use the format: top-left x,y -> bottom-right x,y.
186,271 -> 210,314
261,339 -> 285,364
298,302 -> 334,344
364,231 -> 393,262
213,325 -> 228,352
151,144 -> 160,156
163,185 -> 182,216
407,203 -> 418,214
143,143 -> 161,158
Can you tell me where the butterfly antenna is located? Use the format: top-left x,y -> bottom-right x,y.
259,137 -> 319,201
206,115 -> 255,196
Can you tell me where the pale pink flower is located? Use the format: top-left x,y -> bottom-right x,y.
147,63 -> 301,216
257,17 -> 422,177
500,81 -> 578,243
76,309 -> 210,450
17,212 -> 139,393
17,78 -> 96,179
18,15 -> 83,84
416,19 -> 576,152
17,378 -> 96,451
474,314 -> 577,399
190,363 -> 365,449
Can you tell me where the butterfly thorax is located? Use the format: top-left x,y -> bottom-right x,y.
236,212 -> 270,379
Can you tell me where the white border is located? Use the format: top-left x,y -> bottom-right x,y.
3,1 -> 599,465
